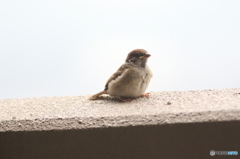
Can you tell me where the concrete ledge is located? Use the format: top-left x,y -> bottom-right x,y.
1,88 -> 240,158
1,88 -> 240,131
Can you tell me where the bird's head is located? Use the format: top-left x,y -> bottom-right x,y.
125,49 -> 151,67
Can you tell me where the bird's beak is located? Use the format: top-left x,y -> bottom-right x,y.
140,54 -> 151,59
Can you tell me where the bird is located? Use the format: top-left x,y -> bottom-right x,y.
89,49 -> 153,101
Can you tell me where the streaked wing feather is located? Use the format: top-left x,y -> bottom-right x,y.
104,63 -> 131,91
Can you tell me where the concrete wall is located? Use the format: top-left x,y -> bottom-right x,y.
1,88 -> 240,158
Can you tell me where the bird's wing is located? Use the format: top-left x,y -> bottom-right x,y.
104,63 -> 131,91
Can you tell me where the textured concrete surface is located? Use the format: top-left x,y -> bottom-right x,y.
1,88 -> 240,131
1,88 -> 240,159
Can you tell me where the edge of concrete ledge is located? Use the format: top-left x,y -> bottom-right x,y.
1,88 -> 240,132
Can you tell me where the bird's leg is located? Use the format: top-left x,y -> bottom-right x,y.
140,92 -> 151,97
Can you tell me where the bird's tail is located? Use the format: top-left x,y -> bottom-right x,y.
88,90 -> 108,100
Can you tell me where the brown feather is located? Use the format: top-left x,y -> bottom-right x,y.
104,63 -> 131,91
88,90 -> 108,100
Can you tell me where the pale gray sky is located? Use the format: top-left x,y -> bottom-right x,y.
1,0 -> 240,99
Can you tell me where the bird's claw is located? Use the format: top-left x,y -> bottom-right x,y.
140,93 -> 151,97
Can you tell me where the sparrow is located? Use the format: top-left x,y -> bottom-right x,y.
89,49 -> 153,100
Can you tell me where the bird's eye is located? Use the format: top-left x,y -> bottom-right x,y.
128,58 -> 136,63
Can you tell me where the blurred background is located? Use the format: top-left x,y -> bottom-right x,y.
0,0 -> 240,99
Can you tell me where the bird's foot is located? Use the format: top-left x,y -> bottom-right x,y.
121,98 -> 134,102
140,93 -> 151,97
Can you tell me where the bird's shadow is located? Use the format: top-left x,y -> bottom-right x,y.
91,95 -> 148,103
